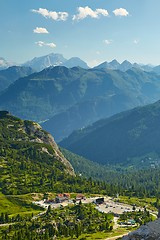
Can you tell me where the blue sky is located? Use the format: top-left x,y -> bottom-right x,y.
1,0 -> 160,67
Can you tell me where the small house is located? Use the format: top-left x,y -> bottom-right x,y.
55,193 -> 70,203
76,194 -> 85,201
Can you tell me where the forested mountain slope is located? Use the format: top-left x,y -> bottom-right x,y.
0,111 -> 114,196
0,66 -> 34,92
0,111 -> 75,195
1,66 -> 160,140
60,100 -> 160,167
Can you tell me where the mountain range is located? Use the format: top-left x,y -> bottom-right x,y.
23,53 -> 89,71
1,52 -> 160,73
0,66 -> 34,92
94,59 -> 154,72
1,66 -> 160,140
60,100 -> 160,168
0,53 -> 89,72
0,57 -> 16,70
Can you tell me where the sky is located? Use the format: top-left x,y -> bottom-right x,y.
1,0 -> 160,67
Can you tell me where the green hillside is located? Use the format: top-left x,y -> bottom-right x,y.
0,192 -> 43,216
0,111 -> 77,195
61,148 -> 160,197
2,109 -> 159,201
0,111 -> 116,197
0,110 -> 115,224
0,111 -> 159,240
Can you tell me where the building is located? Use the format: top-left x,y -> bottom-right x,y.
94,197 -> 104,204
55,193 -> 70,203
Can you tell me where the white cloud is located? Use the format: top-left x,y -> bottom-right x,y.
95,9 -> 109,17
33,27 -> 49,34
113,8 -> 129,17
104,39 -> 112,45
73,6 -> 109,20
35,41 -> 56,48
32,8 -> 68,21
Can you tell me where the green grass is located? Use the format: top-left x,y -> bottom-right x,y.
0,226 -> 8,239
61,228 -> 131,240
0,192 -> 44,217
118,196 -> 157,211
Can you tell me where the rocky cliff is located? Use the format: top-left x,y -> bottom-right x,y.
122,218 -> 160,240
0,111 -> 75,176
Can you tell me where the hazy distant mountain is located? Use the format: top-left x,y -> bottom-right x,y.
1,54 -> 157,73
0,57 -> 15,70
0,66 -> 86,120
40,67 -> 160,140
94,59 -> 120,70
63,57 -> 89,68
42,99 -> 111,141
139,64 -> 154,72
119,60 -> 133,72
1,66 -> 160,141
0,66 -> 34,92
60,100 -> 160,167
153,65 -> 160,74
23,53 -> 89,71
94,60 -> 154,72
109,59 -> 120,69
23,53 -> 67,72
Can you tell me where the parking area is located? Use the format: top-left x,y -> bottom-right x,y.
33,196 -> 138,215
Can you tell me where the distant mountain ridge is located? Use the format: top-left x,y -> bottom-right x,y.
0,66 -> 34,92
1,53 -> 160,73
23,53 -> 89,71
41,67 -> 160,140
21,55 -> 160,73
94,59 -> 154,72
0,57 -> 16,70
0,53 -> 89,72
1,66 -> 160,140
60,100 -> 160,167
23,53 -> 66,72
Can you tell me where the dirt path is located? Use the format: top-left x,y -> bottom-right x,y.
113,217 -> 119,229
0,222 -> 15,227
104,232 -> 130,240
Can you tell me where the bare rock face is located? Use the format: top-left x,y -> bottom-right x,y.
24,120 -> 75,176
122,218 -> 160,240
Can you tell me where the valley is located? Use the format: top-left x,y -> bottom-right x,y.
0,109 -> 159,239
0,192 -> 156,240
1,54 -> 160,239
1,62 -> 160,141
2,0 -> 160,238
